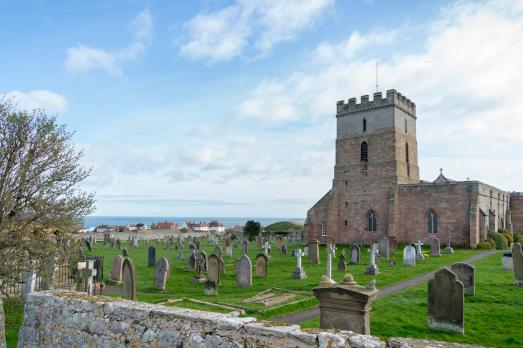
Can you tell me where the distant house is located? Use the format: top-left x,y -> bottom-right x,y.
151,221 -> 179,230
187,220 -> 225,233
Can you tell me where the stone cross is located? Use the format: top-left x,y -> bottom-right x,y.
415,240 -> 425,260
326,244 -> 337,284
83,260 -> 97,295
292,249 -> 307,279
365,243 -> 379,275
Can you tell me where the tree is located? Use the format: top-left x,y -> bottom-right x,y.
0,101 -> 95,294
244,220 -> 261,241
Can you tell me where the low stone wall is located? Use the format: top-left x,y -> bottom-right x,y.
18,291 -> 480,348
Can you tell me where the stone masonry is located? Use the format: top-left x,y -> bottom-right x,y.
17,291 -> 482,348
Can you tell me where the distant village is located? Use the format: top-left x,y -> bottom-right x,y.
80,220 -> 232,234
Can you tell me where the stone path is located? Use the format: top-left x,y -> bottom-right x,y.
272,250 -> 499,324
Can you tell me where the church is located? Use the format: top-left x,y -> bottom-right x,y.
305,90 -> 523,247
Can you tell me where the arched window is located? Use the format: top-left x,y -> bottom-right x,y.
428,210 -> 437,234
321,221 -> 327,236
367,210 -> 377,231
405,119 -> 408,133
360,141 -> 368,162
363,118 -> 367,132
405,143 -> 409,163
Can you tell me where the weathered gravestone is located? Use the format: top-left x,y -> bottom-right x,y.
378,238 -> 389,259
242,240 -> 248,255
512,242 -> 523,287
415,240 -> 424,260
236,255 -> 252,287
365,244 -> 379,275
308,240 -> 320,264
148,246 -> 156,267
122,248 -> 128,257
280,244 -> 288,254
428,267 -> 464,334
450,262 -> 475,295
122,258 -> 137,300
207,253 -> 221,285
188,250 -> 196,270
200,250 -> 208,272
153,257 -> 169,290
109,255 -> 124,283
502,252 -> 513,271
255,254 -> 268,277
350,245 -> 360,264
338,254 -> 347,271
292,249 -> 307,279
431,238 -> 441,257
403,245 -> 416,266
213,245 -> 222,258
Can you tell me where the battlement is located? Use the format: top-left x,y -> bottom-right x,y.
336,89 -> 416,117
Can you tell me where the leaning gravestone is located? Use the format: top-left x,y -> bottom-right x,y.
207,254 -> 221,285
110,255 -> 124,283
308,240 -> 320,264
122,258 -> 137,300
403,245 -> 416,266
255,254 -> 268,277
153,257 -> 169,290
378,238 -> 389,259
148,246 -> 156,267
350,245 -> 360,264
431,238 -> 441,257
450,262 -> 475,295
428,267 -> 464,334
237,255 -> 252,287
512,243 -> 523,287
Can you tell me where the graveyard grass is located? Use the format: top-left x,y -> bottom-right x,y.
85,240 -> 482,320
300,252 -> 522,348
3,298 -> 24,348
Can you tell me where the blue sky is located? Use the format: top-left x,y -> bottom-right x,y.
2,0 -> 523,217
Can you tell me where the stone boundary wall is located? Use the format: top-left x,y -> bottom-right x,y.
17,291 -> 481,348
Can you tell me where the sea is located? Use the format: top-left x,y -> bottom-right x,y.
83,216 -> 305,229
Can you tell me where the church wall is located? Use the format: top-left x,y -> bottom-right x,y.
511,193 -> 523,234
306,190 -> 337,243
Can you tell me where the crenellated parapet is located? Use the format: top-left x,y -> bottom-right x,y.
336,89 -> 416,118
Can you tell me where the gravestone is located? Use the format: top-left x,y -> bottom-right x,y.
403,245 -> 416,266
512,243 -> 523,287
280,244 -> 288,254
204,279 -> 218,296
225,245 -> 233,257
428,267 -> 464,334
378,238 -> 389,259
350,245 -> 360,264
148,246 -> 156,267
122,248 -> 128,257
365,244 -> 379,275
255,254 -> 268,277
443,234 -> 454,254
338,254 -> 347,271
218,257 -> 225,275
207,253 -> 221,285
450,262 -> 475,295
109,255 -> 124,283
415,240 -> 424,260
188,250 -> 196,270
308,240 -> 320,264
236,255 -> 252,287
213,245 -> 223,258
242,240 -> 248,255
502,253 -> 513,271
431,238 -> 441,257
84,239 -> 92,252
153,257 -> 169,290
326,244 -> 337,283
122,258 -> 137,300
200,250 -> 208,272
21,270 -> 37,301
292,249 -> 307,279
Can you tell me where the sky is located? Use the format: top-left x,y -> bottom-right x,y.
1,0 -> 523,218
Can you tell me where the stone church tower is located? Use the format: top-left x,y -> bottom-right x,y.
306,90 -> 519,247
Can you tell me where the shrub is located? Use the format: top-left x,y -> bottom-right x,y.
476,241 -> 494,250
500,232 -> 513,245
514,234 -> 523,243
498,228 -> 510,235
487,231 -> 508,250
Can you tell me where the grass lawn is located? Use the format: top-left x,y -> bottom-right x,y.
85,239 -> 481,319
300,252 -> 522,348
3,297 -> 24,348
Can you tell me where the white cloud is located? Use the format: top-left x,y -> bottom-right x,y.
235,0 -> 523,191
179,0 -> 333,62
65,9 -> 153,75
3,90 -> 67,113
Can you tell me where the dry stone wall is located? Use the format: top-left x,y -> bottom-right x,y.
18,291 -> 481,348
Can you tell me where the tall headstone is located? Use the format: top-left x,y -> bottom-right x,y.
236,255 -> 252,287
414,240 -> 425,260
148,246 -> 156,267
431,238 -> 441,257
207,254 -> 221,285
122,258 -> 137,300
512,242 -> 523,287
338,254 -> 347,271
349,245 -> 360,265
110,255 -> 124,283
403,245 -> 416,266
326,244 -> 337,283
153,257 -> 169,290
365,244 -> 379,275
428,267 -> 464,334
255,254 -> 268,277
378,238 -> 389,259
308,240 -> 320,264
313,273 -> 377,334
292,249 -> 307,279
450,263 -> 475,295
443,233 -> 454,254
188,250 -> 196,270
242,240 -> 249,255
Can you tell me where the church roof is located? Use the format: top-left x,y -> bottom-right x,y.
433,169 -> 455,184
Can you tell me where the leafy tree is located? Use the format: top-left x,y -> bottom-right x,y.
0,101 -> 95,294
244,220 -> 261,241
